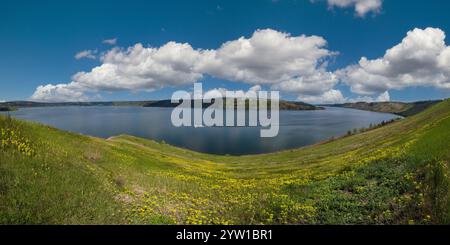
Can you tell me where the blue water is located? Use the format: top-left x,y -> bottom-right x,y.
2,106 -> 400,155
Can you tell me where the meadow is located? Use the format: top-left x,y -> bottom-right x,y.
1,100 -> 449,224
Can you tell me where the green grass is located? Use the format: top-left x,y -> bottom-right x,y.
333,100 -> 442,117
1,100 -> 450,224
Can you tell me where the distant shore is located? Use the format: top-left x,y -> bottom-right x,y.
0,106 -> 16,112
0,99 -> 323,111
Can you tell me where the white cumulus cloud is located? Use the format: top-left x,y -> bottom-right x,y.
31,29 -> 338,102
298,90 -> 390,104
198,29 -> 335,85
338,27 -> 450,95
273,71 -> 338,98
73,42 -> 205,92
376,91 -> 390,102
203,85 -> 263,100
32,27 -> 450,103
345,91 -> 390,103
30,83 -> 89,102
298,89 -> 346,104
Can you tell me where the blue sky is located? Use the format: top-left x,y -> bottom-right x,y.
1,0 -> 450,103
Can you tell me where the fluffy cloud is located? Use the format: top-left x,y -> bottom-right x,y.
74,50 -> 97,60
338,27 -> 450,95
73,42 -> 205,91
30,83 -> 89,102
298,90 -> 390,104
32,42 -> 206,101
203,88 -> 228,100
198,29 -> 335,85
249,85 -> 262,92
376,91 -> 390,102
323,0 -> 383,17
346,91 -> 390,103
103,38 -> 117,45
298,89 -> 346,104
198,29 -> 338,102
199,29 -> 338,101
273,71 -> 338,96
32,27 -> 450,103
203,85 -> 263,100
31,29 -> 338,102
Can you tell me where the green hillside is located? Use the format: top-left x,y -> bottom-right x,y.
331,100 -> 442,117
1,100 -> 449,224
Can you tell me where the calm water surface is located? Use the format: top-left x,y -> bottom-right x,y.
3,106 -> 400,155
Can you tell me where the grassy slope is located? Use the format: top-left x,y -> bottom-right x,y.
340,101 -> 413,114
1,100 -> 449,224
332,101 -> 442,117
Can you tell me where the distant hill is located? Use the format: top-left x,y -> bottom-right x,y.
328,100 -> 442,117
143,99 -> 322,111
0,99 -> 320,111
3,100 -> 442,114
0,101 -> 152,108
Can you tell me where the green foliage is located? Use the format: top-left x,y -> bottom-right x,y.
334,100 -> 441,117
422,160 -> 449,223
